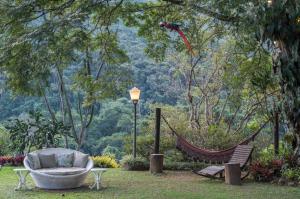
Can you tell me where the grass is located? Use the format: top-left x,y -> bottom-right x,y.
0,166 -> 299,199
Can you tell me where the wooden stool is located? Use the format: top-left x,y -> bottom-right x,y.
225,163 -> 241,185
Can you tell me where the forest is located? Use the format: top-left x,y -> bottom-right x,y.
1,0 -> 300,188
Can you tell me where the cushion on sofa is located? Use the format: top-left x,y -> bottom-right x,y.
57,153 -> 74,167
36,167 -> 86,176
38,154 -> 57,168
73,153 -> 89,168
27,153 -> 41,170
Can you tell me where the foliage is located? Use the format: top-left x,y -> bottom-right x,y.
102,145 -> 124,160
5,111 -> 70,154
164,149 -> 185,163
250,143 -> 291,182
86,98 -> 132,143
0,126 -> 10,156
131,0 -> 300,157
120,154 -> 206,171
91,155 -> 119,168
0,0 -> 298,164
0,155 -> 24,166
258,143 -> 288,165
163,162 -> 208,171
120,155 -> 149,171
124,134 -> 176,160
282,168 -> 300,182
250,160 -> 283,182
86,132 -> 125,156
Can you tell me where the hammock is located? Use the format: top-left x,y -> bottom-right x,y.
162,115 -> 267,163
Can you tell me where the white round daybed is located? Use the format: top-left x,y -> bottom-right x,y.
23,148 -> 93,189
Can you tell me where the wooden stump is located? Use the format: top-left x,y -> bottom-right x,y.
150,154 -> 164,174
225,163 -> 241,185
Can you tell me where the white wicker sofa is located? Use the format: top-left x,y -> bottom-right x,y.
23,148 -> 93,189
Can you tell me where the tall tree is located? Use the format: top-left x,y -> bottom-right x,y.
0,0 -> 131,149
124,0 -> 299,157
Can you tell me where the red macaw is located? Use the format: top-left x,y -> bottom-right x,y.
159,22 -> 195,56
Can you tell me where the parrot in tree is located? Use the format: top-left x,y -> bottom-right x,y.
159,22 -> 195,56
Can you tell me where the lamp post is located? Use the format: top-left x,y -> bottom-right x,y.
129,87 -> 141,158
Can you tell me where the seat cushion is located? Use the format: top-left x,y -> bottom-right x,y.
36,167 -> 86,176
38,154 -> 57,168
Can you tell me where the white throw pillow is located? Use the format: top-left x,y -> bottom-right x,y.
73,153 -> 89,168
27,153 -> 41,170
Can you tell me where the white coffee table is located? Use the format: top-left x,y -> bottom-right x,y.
90,168 -> 107,190
13,168 -> 30,190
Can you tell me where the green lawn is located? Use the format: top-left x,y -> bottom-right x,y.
0,167 -> 299,199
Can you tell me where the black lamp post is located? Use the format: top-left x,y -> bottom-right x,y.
129,87 -> 141,158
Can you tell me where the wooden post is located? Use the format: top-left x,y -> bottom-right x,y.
150,108 -> 163,174
154,108 -> 161,154
225,163 -> 241,185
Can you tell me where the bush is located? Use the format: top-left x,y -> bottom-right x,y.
164,149 -> 185,162
250,159 -> 284,182
102,145 -> 123,160
282,168 -> 300,181
0,155 -> 24,166
5,111 -> 70,154
92,155 -> 119,168
250,161 -> 273,182
163,162 -> 208,171
120,154 -> 208,171
250,142 -> 296,182
120,155 -> 149,171
0,126 -> 10,155
124,134 -> 178,160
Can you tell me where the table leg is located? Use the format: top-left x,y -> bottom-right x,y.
90,171 -> 104,190
15,171 -> 29,190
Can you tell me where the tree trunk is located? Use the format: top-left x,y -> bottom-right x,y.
276,39 -> 300,160
56,66 -> 80,145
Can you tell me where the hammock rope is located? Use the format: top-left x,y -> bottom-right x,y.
161,115 -> 268,163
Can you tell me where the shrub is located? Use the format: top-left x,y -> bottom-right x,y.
120,154 -> 208,171
5,111 -> 70,153
281,168 -> 300,182
282,168 -> 300,182
120,155 -> 149,171
250,161 -> 273,182
0,126 -> 10,156
92,155 -> 119,168
12,155 -> 25,166
0,155 -> 24,166
124,134 -> 178,160
102,145 -> 123,160
163,162 -> 208,171
164,149 -> 185,162
250,159 -> 284,182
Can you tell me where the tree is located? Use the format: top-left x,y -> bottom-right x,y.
124,0 -> 300,158
0,0 -> 131,149
5,111 -> 70,154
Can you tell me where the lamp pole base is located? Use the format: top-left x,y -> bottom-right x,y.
150,154 -> 164,174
